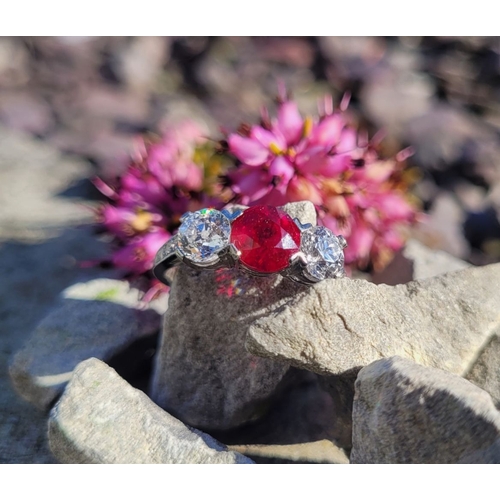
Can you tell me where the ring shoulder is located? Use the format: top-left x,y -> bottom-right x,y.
154,237 -> 179,267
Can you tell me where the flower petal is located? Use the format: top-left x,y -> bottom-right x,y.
286,176 -> 323,205
112,230 -> 169,274
228,134 -> 269,166
309,114 -> 344,148
269,156 -> 294,185
230,168 -> 273,202
252,187 -> 288,206
319,154 -> 351,177
375,193 -> 415,221
346,224 -> 374,262
337,128 -> 357,154
276,101 -> 303,146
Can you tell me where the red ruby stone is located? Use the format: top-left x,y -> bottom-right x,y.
230,205 -> 301,273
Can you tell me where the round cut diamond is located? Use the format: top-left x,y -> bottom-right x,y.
230,206 -> 301,273
177,208 -> 231,263
300,226 -> 344,280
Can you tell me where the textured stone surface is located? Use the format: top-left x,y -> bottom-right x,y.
351,357 -> 500,463
49,359 -> 253,464
372,239 -> 471,285
280,200 -> 317,226
229,440 -> 349,464
151,201 -> 316,430
466,328 -> 500,404
248,263 -> 500,378
10,278 -> 166,410
426,192 -> 469,259
0,125 -> 94,241
0,126 -> 107,463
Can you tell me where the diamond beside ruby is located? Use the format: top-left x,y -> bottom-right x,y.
177,208 -> 231,263
153,204 -> 347,286
230,205 -> 301,273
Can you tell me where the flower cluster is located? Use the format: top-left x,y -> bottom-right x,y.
93,121 -> 229,299
94,90 -> 418,297
225,91 -> 418,270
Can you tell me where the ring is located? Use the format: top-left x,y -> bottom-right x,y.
153,205 -> 347,286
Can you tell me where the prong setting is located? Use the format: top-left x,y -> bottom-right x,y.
221,208 -> 244,222
179,212 -> 192,222
337,235 -> 348,249
293,218 -> 313,232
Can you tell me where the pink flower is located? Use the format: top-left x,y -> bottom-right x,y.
99,205 -> 166,239
93,120 -> 227,298
93,91 -> 419,294
227,95 -> 359,204
226,91 -> 418,271
112,230 -> 170,275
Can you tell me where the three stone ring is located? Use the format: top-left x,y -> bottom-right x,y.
153,205 -> 347,286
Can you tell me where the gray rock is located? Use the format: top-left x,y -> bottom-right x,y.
247,263 -> 500,378
372,239 -> 471,285
318,36 -> 387,80
228,440 -> 349,464
280,200 -> 317,227
405,104 -> 500,182
10,278 -> 166,410
114,37 -> 169,93
361,63 -> 435,136
426,193 -> 469,259
49,358 -> 253,464
0,38 -> 30,87
0,125 -> 94,241
0,92 -> 54,136
466,329 -> 500,404
0,127 -> 106,462
150,201 -> 316,430
351,356 -> 500,463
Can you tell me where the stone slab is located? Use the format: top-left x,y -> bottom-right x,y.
49,358 -> 253,464
10,278 -> 166,410
150,201 -> 317,430
248,264 -> 500,378
351,357 -> 500,463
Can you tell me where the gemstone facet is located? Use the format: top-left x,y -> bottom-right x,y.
230,205 -> 301,273
177,208 -> 231,264
300,226 -> 344,280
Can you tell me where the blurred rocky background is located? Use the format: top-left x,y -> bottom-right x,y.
1,36 -> 500,463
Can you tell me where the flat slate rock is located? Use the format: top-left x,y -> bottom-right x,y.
247,263 -> 500,378
10,278 -> 166,410
351,356 -> 500,463
49,358 -> 252,464
150,201 -> 316,430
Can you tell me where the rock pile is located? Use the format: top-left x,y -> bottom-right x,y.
9,201 -> 500,463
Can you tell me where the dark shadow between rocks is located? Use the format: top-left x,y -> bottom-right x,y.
207,368 -> 350,451
319,367 -> 363,452
463,208 -> 500,251
107,332 -> 160,394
